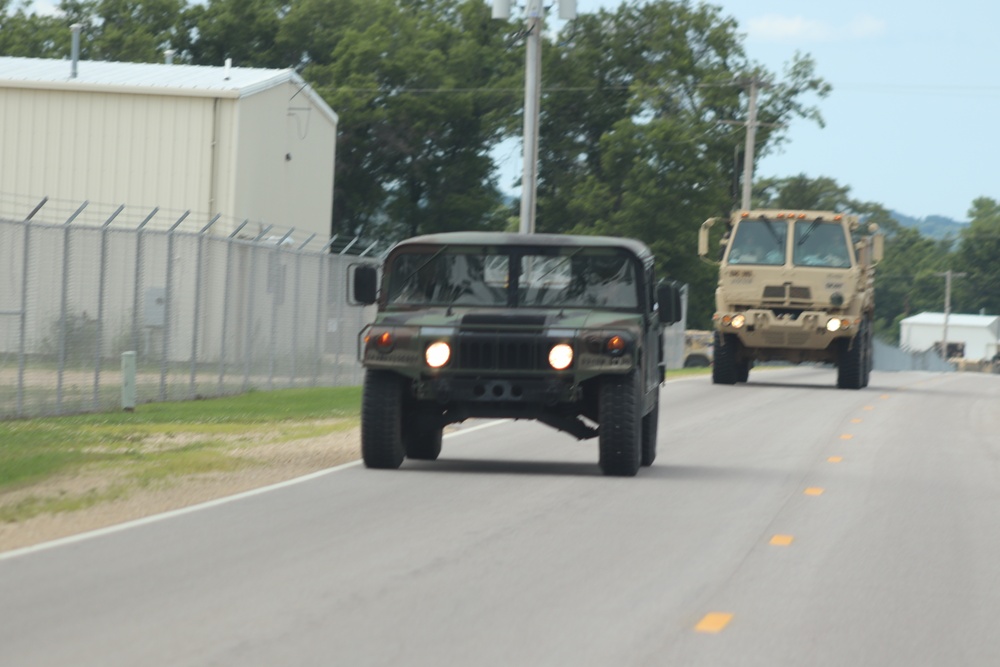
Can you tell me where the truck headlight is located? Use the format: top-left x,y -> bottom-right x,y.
425,341 -> 451,368
826,318 -> 842,332
549,343 -> 573,370
731,314 -> 746,329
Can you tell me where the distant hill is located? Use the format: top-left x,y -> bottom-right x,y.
890,211 -> 968,241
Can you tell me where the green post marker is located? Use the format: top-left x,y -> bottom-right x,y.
122,351 -> 136,411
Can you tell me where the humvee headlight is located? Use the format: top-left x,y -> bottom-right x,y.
731,314 -> 746,329
549,343 -> 574,370
425,341 -> 451,368
605,335 -> 627,356
826,318 -> 842,332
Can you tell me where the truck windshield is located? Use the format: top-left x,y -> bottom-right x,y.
385,247 -> 639,310
792,221 -> 853,268
727,219 -> 787,266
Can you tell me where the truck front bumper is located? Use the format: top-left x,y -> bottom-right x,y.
715,309 -> 859,350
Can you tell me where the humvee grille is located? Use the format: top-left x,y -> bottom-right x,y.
456,334 -> 548,371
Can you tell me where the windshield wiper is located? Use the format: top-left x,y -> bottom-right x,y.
797,219 -> 822,246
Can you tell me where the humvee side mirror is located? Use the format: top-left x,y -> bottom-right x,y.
352,264 -> 378,305
657,281 -> 682,325
871,234 -> 884,263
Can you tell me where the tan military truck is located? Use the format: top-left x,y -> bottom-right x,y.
698,209 -> 883,389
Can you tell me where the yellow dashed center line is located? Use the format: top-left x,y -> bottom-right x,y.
839,433 -> 854,440
770,534 -> 794,546
850,418 -> 862,423
828,456 -> 843,463
804,487 -> 824,496
879,394 -> 889,399
695,613 -> 733,633
863,406 -> 874,411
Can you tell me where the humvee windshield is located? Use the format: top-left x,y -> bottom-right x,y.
727,218 -> 854,269
385,246 -> 640,310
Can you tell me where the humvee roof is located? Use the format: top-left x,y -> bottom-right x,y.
390,232 -> 655,269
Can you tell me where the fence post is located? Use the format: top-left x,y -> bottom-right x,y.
16,198 -> 48,416
161,211 -> 189,401
94,205 -> 124,410
56,201 -> 88,414
190,214 -> 220,398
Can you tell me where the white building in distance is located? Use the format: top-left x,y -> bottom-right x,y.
0,55 -> 337,243
899,312 -> 1000,361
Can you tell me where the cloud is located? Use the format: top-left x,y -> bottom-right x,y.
848,15 -> 887,39
746,14 -> 886,42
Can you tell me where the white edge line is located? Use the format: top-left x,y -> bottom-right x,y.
0,419 -> 511,561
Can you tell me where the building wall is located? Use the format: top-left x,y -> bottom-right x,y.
0,86 -> 215,230
230,81 -> 336,243
0,79 -> 335,242
901,322 -> 1000,360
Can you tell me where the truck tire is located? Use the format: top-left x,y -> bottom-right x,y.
361,369 -> 406,468
404,408 -> 443,460
712,332 -> 739,385
836,330 -> 865,390
640,395 -> 659,467
736,360 -> 751,383
862,317 -> 873,387
599,370 -> 641,476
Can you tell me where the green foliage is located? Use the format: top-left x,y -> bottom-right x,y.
532,2 -> 830,328
954,197 -> 1000,316
277,0 -> 520,242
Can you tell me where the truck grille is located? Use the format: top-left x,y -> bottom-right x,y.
456,334 -> 548,371
762,284 -> 812,304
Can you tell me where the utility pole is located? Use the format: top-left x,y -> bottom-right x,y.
741,78 -> 761,211
520,0 -> 543,234
718,77 -> 779,210
936,269 -> 967,360
492,0 -> 576,234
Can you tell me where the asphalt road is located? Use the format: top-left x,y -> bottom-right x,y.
2,367 -> 1000,667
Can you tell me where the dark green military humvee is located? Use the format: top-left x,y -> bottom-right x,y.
350,232 -> 681,476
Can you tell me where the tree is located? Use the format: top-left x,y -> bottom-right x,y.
279,0 -> 520,243
182,0 -> 290,68
0,1 -> 70,57
954,197 -> 1000,316
531,1 -> 830,329
53,0 -> 188,63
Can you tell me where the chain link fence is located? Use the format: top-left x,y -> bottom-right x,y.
0,199 -> 379,419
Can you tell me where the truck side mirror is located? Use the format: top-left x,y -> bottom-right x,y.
698,218 -> 715,257
871,234 -> 884,263
657,281 -> 683,325
351,264 -> 378,305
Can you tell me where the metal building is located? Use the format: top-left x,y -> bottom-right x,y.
900,312 -> 1000,361
0,55 -> 337,240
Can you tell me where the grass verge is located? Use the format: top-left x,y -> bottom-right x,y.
0,386 -> 362,521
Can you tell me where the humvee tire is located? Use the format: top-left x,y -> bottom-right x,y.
361,369 -> 406,468
640,395 -> 658,467
712,332 -> 739,385
598,370 -> 641,477
404,408 -> 443,460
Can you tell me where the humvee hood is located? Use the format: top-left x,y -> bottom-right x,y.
377,307 -> 642,331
